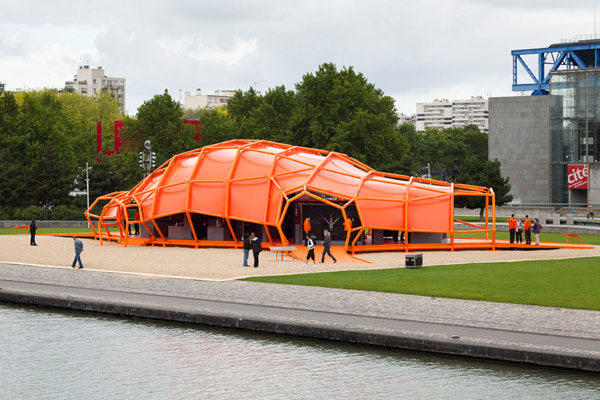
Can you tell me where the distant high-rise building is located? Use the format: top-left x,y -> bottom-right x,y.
65,66 -> 126,113
490,36 -> 600,205
397,113 -> 416,126
0,81 -> 5,93
416,96 -> 488,133
184,89 -> 237,110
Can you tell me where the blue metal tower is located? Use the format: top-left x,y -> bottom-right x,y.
512,39 -> 600,95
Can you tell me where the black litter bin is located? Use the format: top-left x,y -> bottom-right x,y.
405,253 -> 423,268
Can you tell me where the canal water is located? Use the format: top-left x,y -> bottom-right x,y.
1,303 -> 599,399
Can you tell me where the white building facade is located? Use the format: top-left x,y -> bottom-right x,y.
397,112 -> 416,126
65,66 -> 126,113
416,96 -> 488,133
184,89 -> 237,110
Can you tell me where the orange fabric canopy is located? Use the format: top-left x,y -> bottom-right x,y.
86,140 -> 495,250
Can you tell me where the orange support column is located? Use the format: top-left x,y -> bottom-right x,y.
450,183 -> 455,252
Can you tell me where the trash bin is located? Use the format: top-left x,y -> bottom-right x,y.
405,253 -> 423,269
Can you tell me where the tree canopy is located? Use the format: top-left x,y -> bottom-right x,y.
402,124 -> 512,216
0,64 -> 512,221
200,63 -> 409,172
0,89 -> 123,219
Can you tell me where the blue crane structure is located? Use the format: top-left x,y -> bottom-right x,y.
512,39 -> 600,95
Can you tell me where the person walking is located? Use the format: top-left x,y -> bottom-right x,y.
320,229 -> 337,263
251,232 -> 262,268
71,236 -> 84,269
242,233 -> 251,267
587,204 -> 594,219
516,218 -> 523,244
29,219 -> 37,246
523,215 -> 532,245
303,233 -> 316,267
507,214 -> 516,244
532,218 -> 542,245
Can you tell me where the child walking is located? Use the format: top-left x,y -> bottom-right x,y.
303,233 -> 316,267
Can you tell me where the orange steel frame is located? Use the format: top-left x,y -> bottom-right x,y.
85,140 -> 497,253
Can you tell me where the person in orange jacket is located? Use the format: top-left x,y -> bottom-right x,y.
507,214 -> 516,244
303,218 -> 311,235
523,215 -> 532,245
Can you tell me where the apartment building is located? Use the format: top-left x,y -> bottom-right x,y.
416,96 -> 488,133
65,66 -> 126,113
397,112 -> 416,126
184,89 -> 237,110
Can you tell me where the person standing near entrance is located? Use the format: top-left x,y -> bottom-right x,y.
303,218 -> 311,235
587,204 -> 594,219
516,218 -> 523,244
242,233 -> 251,267
251,232 -> 262,268
71,236 -> 84,269
523,215 -> 532,245
29,219 -> 37,246
303,233 -> 316,267
321,229 -> 337,263
507,214 -> 516,244
532,218 -> 542,245
134,210 -> 140,235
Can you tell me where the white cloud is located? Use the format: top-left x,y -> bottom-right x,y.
189,38 -> 257,66
1,0 -> 598,115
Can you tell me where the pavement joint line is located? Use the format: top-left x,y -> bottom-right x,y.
0,261 -> 236,282
0,261 -> 356,281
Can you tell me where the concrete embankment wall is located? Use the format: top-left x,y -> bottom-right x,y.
1,287 -> 598,373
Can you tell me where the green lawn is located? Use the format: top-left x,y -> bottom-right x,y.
456,215 -> 509,223
454,231 -> 600,245
244,257 -> 600,310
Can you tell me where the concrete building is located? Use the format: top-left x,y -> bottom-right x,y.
0,81 -> 5,93
489,96 -> 550,205
416,97 -> 488,133
65,66 -> 126,113
184,89 -> 236,110
397,113 -> 416,126
489,37 -> 600,206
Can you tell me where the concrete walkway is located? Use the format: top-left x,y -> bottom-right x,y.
1,263 -> 599,372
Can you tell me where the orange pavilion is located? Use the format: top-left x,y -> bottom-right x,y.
85,140 -> 497,253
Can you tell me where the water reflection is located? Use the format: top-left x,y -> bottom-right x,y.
1,304 -> 599,399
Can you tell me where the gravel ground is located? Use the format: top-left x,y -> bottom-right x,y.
2,235 -> 598,281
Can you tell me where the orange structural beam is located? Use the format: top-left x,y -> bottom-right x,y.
85,140 -> 498,254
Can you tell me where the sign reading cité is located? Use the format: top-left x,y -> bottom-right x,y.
567,164 -> 589,190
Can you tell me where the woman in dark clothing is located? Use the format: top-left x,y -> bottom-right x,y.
30,219 -> 37,246
251,232 -> 262,268
321,229 -> 337,263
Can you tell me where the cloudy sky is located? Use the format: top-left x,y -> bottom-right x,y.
1,0 -> 598,115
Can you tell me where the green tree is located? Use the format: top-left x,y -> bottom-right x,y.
124,90 -> 197,163
223,85 -> 296,142
94,91 -> 125,156
0,92 -> 26,210
288,63 -> 405,170
18,90 -> 79,218
457,157 -> 513,220
112,90 -> 197,189
198,108 -> 238,146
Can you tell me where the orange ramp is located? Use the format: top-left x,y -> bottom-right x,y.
292,245 -> 369,264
